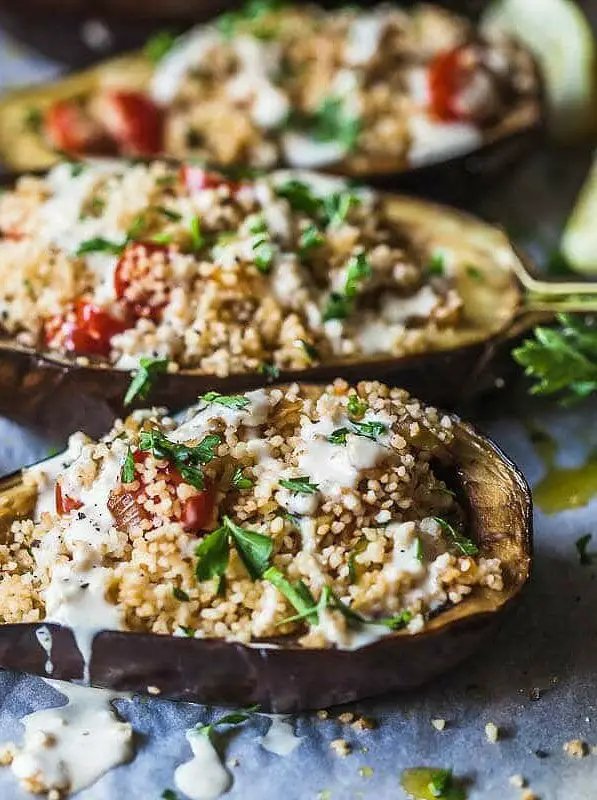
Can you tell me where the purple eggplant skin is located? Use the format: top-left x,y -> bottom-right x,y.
0,412 -> 532,712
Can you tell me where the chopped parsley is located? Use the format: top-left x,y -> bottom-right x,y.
275,179 -> 322,217
264,566 -> 320,624
195,516 -> 272,582
466,265 -> 483,281
432,517 -> 479,556
23,107 -> 43,133
153,205 -> 182,222
139,429 -> 221,491
298,96 -> 360,150
231,467 -> 254,490
279,476 -> 319,494
75,237 -> 124,256
513,314 -> 597,404
427,251 -> 445,277
145,30 -> 178,63
201,392 -> 250,409
323,253 -> 371,321
299,223 -> 324,256
189,216 -> 203,251
274,179 -> 361,229
120,446 -> 136,484
161,790 -> 179,800
347,394 -> 367,418
151,232 -> 174,245
322,190 -> 361,228
124,356 -> 170,406
258,361 -> 280,379
217,0 -> 283,38
323,291 -> 351,322
252,234 -> 275,272
576,533 -> 593,566
414,537 -> 424,563
297,339 -> 319,362
173,587 -> 190,602
379,610 -> 412,630
328,427 -> 349,445
349,420 -> 386,440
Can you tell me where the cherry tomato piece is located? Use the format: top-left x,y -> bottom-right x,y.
114,242 -> 170,322
428,46 -> 474,123
44,100 -> 104,154
182,491 -> 214,533
44,300 -> 130,357
96,90 -> 163,156
55,483 -> 83,516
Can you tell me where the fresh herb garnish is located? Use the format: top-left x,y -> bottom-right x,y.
145,30 -> 178,63
274,179 -> 361,228
348,552 -> 358,584
328,427 -> 349,445
151,232 -> 174,245
258,361 -> 280,379
300,96 -> 360,150
275,179 -> 322,217
189,216 -> 203,251
124,356 -> 170,406
252,234 -> 275,273
513,314 -> 597,404
427,252 -> 445,277
264,566 -> 319,623
24,107 -> 43,133
121,446 -> 136,483
347,394 -> 367,418
432,517 -> 479,556
322,191 -> 361,228
378,610 -> 412,630
344,253 -> 372,298
297,339 -> 319,362
323,292 -> 351,322
139,429 -> 221,491
576,533 -> 593,566
75,237 -> 124,256
201,391 -> 250,409
414,537 -> 424,563
231,466 -> 254,490
299,223 -> 324,256
198,706 -> 259,739
217,0 -> 282,38
153,205 -> 182,222
161,790 -> 179,800
349,420 -> 386,440
279,476 -> 319,494
466,265 -> 483,281
196,516 -> 272,582
173,587 -> 190,602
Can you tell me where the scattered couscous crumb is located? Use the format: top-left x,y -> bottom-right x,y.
522,791 -> 539,800
485,722 -> 500,743
563,739 -> 588,758
317,710 -> 329,721
146,686 -> 161,696
338,712 -> 355,725
358,766 -> 374,779
228,758 -> 240,768
0,744 -> 15,766
352,717 -> 376,732
509,775 -> 526,788
47,791 -> 61,800
431,718 -> 446,731
330,739 -> 352,758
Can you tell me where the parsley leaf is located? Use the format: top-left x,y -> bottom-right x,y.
303,96 -> 360,150
124,356 -> 169,406
414,537 -> 424,563
231,466 -> 253,490
297,339 -> 319,362
201,392 -> 250,409
198,706 -> 259,739
576,533 -> 593,566
222,516 -> 273,579
121,445 -> 135,483
513,314 -> 597,404
173,587 -> 190,602
378,610 -> 412,630
189,216 -> 203,251
427,251 -> 445,277
153,205 -> 182,222
328,427 -> 349,445
252,234 -> 275,272
279,476 -> 319,494
349,420 -> 386,440
161,790 -> 179,800
432,517 -> 479,556
139,429 -> 221,491
264,566 -> 319,623
274,179 -> 360,229
322,191 -> 361,228
299,223 -> 324,256
145,30 -> 178,63
347,394 -> 367,418
257,361 -> 280,380
275,179 -> 322,217
323,291 -> 351,321
195,526 -> 230,582
75,237 -> 124,256
344,253 -> 372,298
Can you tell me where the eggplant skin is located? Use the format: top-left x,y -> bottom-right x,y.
0,413 -> 532,711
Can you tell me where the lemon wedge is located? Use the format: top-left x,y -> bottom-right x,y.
482,0 -> 597,143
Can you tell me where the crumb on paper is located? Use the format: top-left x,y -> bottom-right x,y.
147,686 -> 161,696
352,717 -> 375,731
0,744 -> 15,766
522,791 -> 539,800
563,739 -> 588,758
529,687 -> 542,701
485,722 -> 499,743
431,718 -> 446,731
358,766 -> 373,778
47,790 -> 61,800
338,712 -> 355,725
228,758 -> 240,768
330,738 -> 352,758
509,775 -> 526,788
317,710 -> 329,720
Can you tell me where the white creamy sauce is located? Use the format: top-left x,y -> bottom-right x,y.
10,680 -> 133,795
270,255 -> 308,307
29,433 -> 87,520
258,715 -> 303,756
43,559 -> 124,683
345,11 -> 389,66
408,115 -> 483,167
382,521 -> 425,586
381,286 -> 439,324
282,133 -> 349,169
35,626 -> 54,675
354,318 -> 403,356
150,27 -> 221,104
171,389 -> 270,443
406,67 -> 431,106
227,36 -> 289,130
276,486 -> 319,516
174,728 -> 231,800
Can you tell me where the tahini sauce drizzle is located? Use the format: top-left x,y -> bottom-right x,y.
174,728 -> 231,800
258,715 -> 303,756
9,680 -> 133,795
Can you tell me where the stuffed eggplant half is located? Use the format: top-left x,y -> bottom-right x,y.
0,381 -> 532,710
0,2 -> 544,179
0,159 -> 529,413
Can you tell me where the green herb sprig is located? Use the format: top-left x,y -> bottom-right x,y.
432,517 -> 479,556
195,516 -> 273,583
124,356 -> 170,406
139,428 -> 221,491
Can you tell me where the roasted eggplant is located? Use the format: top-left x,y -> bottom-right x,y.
1,159 -> 595,418
0,382 -> 532,711
0,2 -> 545,186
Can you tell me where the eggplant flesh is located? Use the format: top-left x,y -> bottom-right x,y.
0,179 -> 525,417
0,410 -> 532,712
0,6 -> 545,186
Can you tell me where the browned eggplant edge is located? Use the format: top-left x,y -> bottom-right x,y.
0,410 -> 532,712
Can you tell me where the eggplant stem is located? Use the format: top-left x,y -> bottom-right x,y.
511,252 -> 597,313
